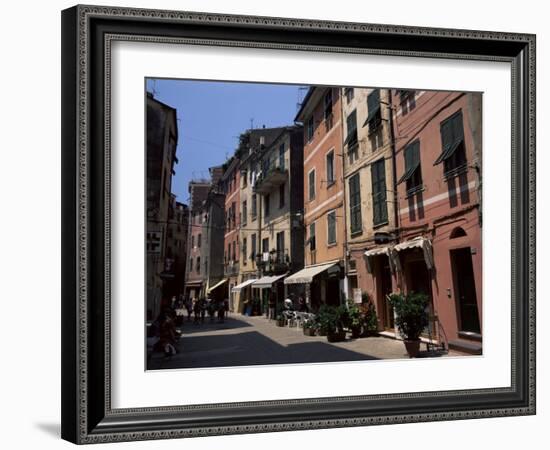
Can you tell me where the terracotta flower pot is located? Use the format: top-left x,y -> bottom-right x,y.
404,339 -> 421,358
327,331 -> 346,343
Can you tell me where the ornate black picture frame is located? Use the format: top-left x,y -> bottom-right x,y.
61,4 -> 536,444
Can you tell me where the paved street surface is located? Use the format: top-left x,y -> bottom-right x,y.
148,314 -> 460,370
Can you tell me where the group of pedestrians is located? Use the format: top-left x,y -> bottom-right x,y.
183,296 -> 229,324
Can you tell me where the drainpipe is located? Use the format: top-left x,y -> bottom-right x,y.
388,89 -> 401,293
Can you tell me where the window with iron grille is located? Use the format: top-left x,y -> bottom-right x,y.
242,238 -> 247,265
435,110 -> 467,175
279,183 -> 285,208
327,210 -> 337,245
276,231 -> 285,263
371,158 -> 388,226
242,200 -> 247,225
349,173 -> 362,235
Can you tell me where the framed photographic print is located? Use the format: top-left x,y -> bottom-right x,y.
61,4 -> 536,444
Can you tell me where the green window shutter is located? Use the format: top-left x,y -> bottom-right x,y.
435,110 -> 465,165
344,110 -> 358,146
349,173 -> 362,234
371,159 -> 387,225
365,89 -> 381,124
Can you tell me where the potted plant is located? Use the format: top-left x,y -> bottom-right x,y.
346,300 -> 363,338
388,292 -> 429,357
302,318 -> 317,336
360,297 -> 379,337
318,305 -> 347,342
275,313 -> 286,327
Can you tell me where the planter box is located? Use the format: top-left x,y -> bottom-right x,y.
303,328 -> 316,336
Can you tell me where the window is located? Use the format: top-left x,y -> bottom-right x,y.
371,158 -> 388,226
398,90 -> 416,115
204,257 -> 208,275
264,194 -> 270,217
308,169 -> 316,201
324,89 -> 333,121
242,238 -> 247,265
397,140 -> 423,194
241,170 -> 247,188
279,143 -> 285,171
231,202 -> 236,228
251,233 -> 256,260
197,233 -> 201,248
327,210 -> 337,245
435,110 -> 467,175
364,89 -> 382,134
326,150 -> 335,185
242,200 -> 247,225
276,231 -> 285,263
344,87 -> 354,103
251,194 -> 257,220
231,241 -> 236,261
196,257 -> 200,273
306,116 -> 314,142
349,173 -> 362,235
189,257 -> 193,272
345,110 -> 358,146
279,183 -> 285,208
262,237 -> 269,254
191,235 -> 194,248
308,223 -> 316,251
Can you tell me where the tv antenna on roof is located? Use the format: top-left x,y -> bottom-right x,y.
250,118 -> 254,130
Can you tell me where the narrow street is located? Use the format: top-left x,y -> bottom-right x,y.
148,313 -> 457,370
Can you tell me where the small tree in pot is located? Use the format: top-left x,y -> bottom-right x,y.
388,292 -> 429,357
346,300 -> 363,339
318,305 -> 347,342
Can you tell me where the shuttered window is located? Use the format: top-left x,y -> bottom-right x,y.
397,140 -> 423,194
349,173 -> 362,235
344,110 -> 358,148
364,89 -> 382,133
435,110 -> 466,175
371,158 -> 388,226
308,169 -> 316,201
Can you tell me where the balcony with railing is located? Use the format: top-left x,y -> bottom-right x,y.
224,260 -> 240,277
253,160 -> 288,194
254,248 -> 291,274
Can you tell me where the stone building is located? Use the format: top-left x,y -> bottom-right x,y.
285,87 -> 346,310
146,93 -> 178,319
340,87 -> 398,331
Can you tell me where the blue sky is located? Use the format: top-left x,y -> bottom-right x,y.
146,79 -> 307,204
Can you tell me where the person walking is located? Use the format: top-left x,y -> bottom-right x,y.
185,296 -> 193,321
159,312 -> 177,357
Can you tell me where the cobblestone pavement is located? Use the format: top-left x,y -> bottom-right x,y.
148,313 -> 461,370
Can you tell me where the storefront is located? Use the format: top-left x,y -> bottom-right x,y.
230,278 -> 257,313
284,261 -> 343,311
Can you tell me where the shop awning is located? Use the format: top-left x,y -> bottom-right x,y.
206,278 -> 228,294
231,279 -> 257,293
252,274 -> 287,289
394,237 -> 434,269
284,262 -> 340,285
364,246 -> 391,257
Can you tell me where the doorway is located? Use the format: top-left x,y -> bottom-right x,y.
451,248 -> 481,333
378,260 -> 394,330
